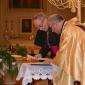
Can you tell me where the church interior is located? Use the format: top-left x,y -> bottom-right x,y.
0,0 -> 85,85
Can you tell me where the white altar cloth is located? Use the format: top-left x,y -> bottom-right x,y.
16,63 -> 60,85
16,63 -> 57,85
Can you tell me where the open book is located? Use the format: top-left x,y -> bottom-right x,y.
27,55 -> 51,65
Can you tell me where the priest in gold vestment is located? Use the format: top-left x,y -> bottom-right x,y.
47,15 -> 85,85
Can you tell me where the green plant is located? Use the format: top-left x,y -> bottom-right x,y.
0,47 -> 18,79
16,45 -> 27,56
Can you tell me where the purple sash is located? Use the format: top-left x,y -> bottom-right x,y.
77,25 -> 85,31
51,46 -> 59,55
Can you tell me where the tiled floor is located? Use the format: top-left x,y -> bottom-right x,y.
34,80 -> 48,85
3,80 -> 53,85
12,80 -> 49,85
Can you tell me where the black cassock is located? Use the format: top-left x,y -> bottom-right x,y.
34,29 -> 60,58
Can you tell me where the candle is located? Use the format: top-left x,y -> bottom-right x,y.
77,0 -> 81,23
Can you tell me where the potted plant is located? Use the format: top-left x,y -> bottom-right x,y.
0,47 -> 18,84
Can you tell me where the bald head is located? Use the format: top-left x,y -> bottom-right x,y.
48,14 -> 64,34
33,13 -> 47,21
48,14 -> 64,27
33,13 -> 48,31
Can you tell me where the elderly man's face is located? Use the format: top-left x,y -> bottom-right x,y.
34,19 -> 43,29
51,21 -> 63,34
34,18 -> 48,31
43,18 -> 48,30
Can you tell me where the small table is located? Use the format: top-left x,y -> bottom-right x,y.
16,63 -> 53,85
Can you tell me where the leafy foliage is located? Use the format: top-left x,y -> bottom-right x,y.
16,45 -> 27,56
0,47 -> 18,78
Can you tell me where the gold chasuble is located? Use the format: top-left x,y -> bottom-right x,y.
52,18 -> 85,85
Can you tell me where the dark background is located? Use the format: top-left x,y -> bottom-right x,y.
22,19 -> 32,33
9,0 -> 43,9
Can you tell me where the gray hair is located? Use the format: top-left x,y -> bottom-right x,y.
33,13 -> 47,21
48,14 -> 64,26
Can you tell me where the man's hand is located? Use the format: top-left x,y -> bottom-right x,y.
34,54 -> 42,60
43,58 -> 52,64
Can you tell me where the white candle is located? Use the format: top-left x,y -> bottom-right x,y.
77,0 -> 81,23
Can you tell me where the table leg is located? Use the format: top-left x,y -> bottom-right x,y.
48,80 -> 53,85
27,79 -> 35,85
32,79 -> 35,85
27,83 -> 32,85
74,81 -> 81,85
